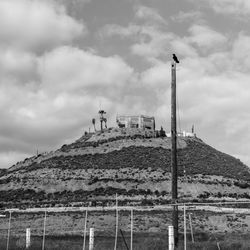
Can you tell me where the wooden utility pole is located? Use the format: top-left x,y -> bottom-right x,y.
171,59 -> 178,247
130,209 -> 133,250
6,211 -> 12,250
184,204 -> 187,250
114,193 -> 118,250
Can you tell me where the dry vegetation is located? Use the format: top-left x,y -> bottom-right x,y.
0,128 -> 250,209
1,209 -> 250,249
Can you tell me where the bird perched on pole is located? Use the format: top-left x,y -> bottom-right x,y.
172,54 -> 179,63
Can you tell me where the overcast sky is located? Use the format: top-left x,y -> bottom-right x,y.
1,0 -> 250,168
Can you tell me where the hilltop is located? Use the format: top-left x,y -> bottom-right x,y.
0,127 -> 250,209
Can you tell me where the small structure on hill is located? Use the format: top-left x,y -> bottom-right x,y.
92,118 -> 96,132
99,110 -> 107,131
166,129 -> 196,138
116,115 -> 155,130
166,131 -> 196,137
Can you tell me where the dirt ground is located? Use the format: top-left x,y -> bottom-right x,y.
1,207 -> 250,237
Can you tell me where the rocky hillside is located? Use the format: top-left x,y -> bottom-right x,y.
0,127 -> 250,209
0,169 -> 6,177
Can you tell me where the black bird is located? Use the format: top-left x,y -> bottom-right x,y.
172,54 -> 179,63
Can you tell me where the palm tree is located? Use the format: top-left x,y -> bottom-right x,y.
98,110 -> 106,131
103,117 -> 107,128
92,118 -> 96,132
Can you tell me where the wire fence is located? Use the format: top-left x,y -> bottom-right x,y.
0,201 -> 250,250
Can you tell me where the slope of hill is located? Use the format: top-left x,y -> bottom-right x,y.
0,169 -> 6,178
0,127 -> 250,208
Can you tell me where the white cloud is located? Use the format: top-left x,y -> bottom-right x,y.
130,26 -> 174,61
171,10 -> 202,22
193,0 -> 250,16
99,24 -> 140,39
99,5 -> 172,63
100,23 -> 176,63
0,152 -> 30,169
39,46 -> 134,94
188,24 -> 227,50
170,38 -> 198,58
135,5 -> 167,25
141,63 -> 170,88
0,48 -> 38,83
232,33 -> 250,70
0,0 -> 85,52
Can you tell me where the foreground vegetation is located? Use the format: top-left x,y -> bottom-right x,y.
1,233 -> 250,250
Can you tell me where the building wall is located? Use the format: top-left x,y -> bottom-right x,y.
166,131 -> 195,137
116,115 -> 155,130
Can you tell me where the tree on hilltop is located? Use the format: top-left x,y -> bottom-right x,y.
159,126 -> 166,137
92,118 -> 96,132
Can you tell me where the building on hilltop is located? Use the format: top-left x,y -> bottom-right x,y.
116,115 -> 155,130
166,125 -> 196,137
166,131 -> 196,137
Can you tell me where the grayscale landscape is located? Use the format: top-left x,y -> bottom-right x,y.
0,0 -> 250,249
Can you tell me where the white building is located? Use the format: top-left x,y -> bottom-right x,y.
116,115 -> 155,130
166,131 -> 195,137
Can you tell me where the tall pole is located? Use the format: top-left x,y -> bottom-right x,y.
130,209 -> 133,250
184,204 -> 187,250
171,60 -> 178,247
42,210 -> 47,250
82,209 -> 88,250
189,213 -> 194,243
114,193 -> 118,250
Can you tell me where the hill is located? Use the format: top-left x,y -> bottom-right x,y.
0,127 -> 250,209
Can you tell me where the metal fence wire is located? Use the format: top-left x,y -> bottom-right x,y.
0,201 -> 250,250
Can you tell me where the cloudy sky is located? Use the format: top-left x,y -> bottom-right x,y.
1,0 -> 250,168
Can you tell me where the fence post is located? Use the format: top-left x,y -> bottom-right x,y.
130,209 -> 133,250
42,210 -> 47,250
120,229 -> 129,250
184,204 -> 187,250
114,193 -> 118,250
217,242 -> 221,250
6,211 -> 12,250
168,225 -> 174,250
189,213 -> 194,243
26,228 -> 31,249
82,209 -> 88,250
89,228 -> 94,250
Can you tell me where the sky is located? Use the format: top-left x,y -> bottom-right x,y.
1,0 -> 250,168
